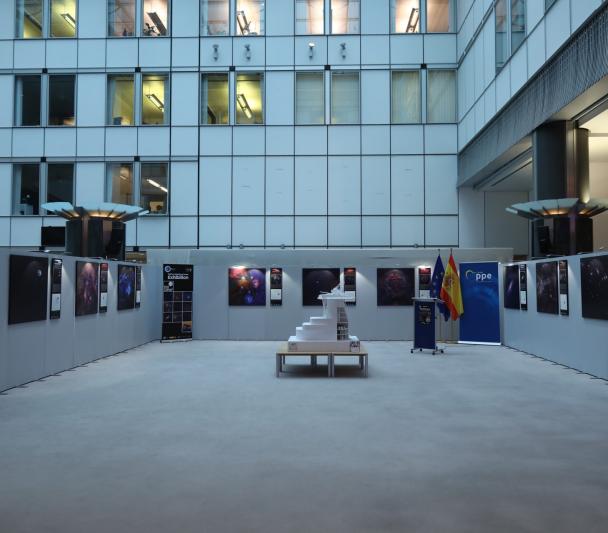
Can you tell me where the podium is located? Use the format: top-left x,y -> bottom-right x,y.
411,298 -> 444,355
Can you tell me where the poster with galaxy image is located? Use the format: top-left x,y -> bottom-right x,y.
377,268 -> 415,306
99,263 -> 108,313
302,268 -> 341,306
50,258 -> 62,319
270,267 -> 282,306
162,264 -> 194,341
8,255 -> 49,325
117,265 -> 136,311
75,261 -> 99,317
503,265 -> 520,309
135,266 -> 142,308
580,255 -> 608,320
343,267 -> 356,305
229,267 -> 266,306
558,260 -> 568,316
535,261 -> 558,315
519,264 -> 528,310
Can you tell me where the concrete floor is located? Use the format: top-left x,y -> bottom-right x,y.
0,341 -> 607,533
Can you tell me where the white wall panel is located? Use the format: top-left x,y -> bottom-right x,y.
361,71 -> 390,124
495,65 -> 511,110
233,37 -> 265,67
571,0 -> 601,31
266,126 -> 294,155
510,43 -> 528,95
545,0 -> 571,58
170,162 -> 198,216
362,216 -> 390,246
138,127 -> 170,156
77,40 -> 106,69
527,21 -> 546,77
361,36 -> 389,65
391,156 -> 424,215
425,155 -> 458,214
201,37 -> 232,67
78,0 -> 107,38
295,156 -> 327,215
10,217 -> 42,247
45,129 -> 76,157
172,0 -> 200,37
266,156 -> 294,215
171,73 -> 199,126
361,0 -> 389,34
75,162 -> 105,205
170,217 -> 198,247
328,217 -> 360,246
171,127 -> 199,156
265,217 -> 294,246
46,40 -> 77,69
425,215 -> 459,246
105,128 -> 137,157
424,125 -> 457,154
200,156 -> 231,215
139,39 -> 171,67
233,126 -> 265,155
526,0 -> 545,30
0,129 -> 11,157
362,125 -> 390,155
328,126 -> 360,155
328,156 -> 361,215
267,0 -> 295,36
12,129 -> 43,157
424,34 -> 457,63
390,35 -> 423,65
14,41 -> 45,69
0,0 -> 15,39
199,217 -> 231,246
362,156 -> 390,215
106,40 -> 138,68
295,126 -> 327,155
266,71 -> 294,126
391,216 -> 424,246
200,126 -> 232,155
233,157 -> 264,215
327,36 -> 360,65
77,74 -> 106,127
0,164 -> 12,215
233,216 -> 264,246
295,216 -> 327,246
172,38 -> 199,67
294,36 -> 327,66
458,187 -> 485,248
391,125 -> 424,154
0,42 -> 13,69
266,37 -> 295,66
0,76 -> 13,127
0,219 -> 9,246
138,217 -> 170,247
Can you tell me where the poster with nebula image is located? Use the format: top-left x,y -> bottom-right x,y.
503,265 -> 520,309
302,268 -> 340,306
229,267 -> 266,306
535,261 -> 558,315
117,264 -> 136,310
580,255 -> 608,321
377,268 -> 415,306
75,261 -> 99,317
8,255 -> 49,325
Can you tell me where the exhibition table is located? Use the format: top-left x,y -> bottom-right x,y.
275,344 -> 368,378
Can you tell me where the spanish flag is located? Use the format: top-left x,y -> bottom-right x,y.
440,253 -> 464,320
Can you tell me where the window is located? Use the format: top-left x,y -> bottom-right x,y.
236,73 -> 264,124
201,0 -> 229,35
108,0 -> 136,36
108,75 -> 135,126
495,0 -> 508,71
390,0 -> 420,33
15,75 -> 41,126
427,0 -> 454,33
143,0 -> 169,36
330,0 -> 359,34
16,0 -> 43,38
296,72 -> 324,125
331,71 -> 359,124
47,164 -> 74,204
12,164 -> 40,215
545,0 -> 556,11
511,0 -> 526,53
50,0 -> 77,37
496,0 -> 526,71
142,74 -> 169,125
427,70 -> 456,123
107,163 -> 134,204
296,0 -> 324,35
141,163 -> 168,214
391,71 -> 421,123
236,0 -> 264,35
201,73 -> 229,125
48,75 -> 76,126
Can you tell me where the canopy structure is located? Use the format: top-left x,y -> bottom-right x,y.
41,202 -> 148,222
506,198 -> 608,219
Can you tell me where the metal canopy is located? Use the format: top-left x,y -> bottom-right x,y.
506,198 -> 608,219
41,202 -> 149,222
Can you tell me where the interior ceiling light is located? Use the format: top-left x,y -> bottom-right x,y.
506,198 -> 608,219
146,93 -> 164,110
61,12 -> 76,29
236,10 -> 251,35
236,93 -> 253,119
147,11 -> 167,35
25,11 -> 42,30
406,7 -> 419,32
41,202 -> 148,222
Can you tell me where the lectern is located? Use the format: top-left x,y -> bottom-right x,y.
411,297 -> 444,355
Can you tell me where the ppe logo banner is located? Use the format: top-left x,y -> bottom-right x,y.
459,262 -> 500,344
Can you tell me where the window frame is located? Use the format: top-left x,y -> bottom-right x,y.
49,0 -> 78,38
47,73 -> 77,127
235,71 -> 265,125
201,0 -> 231,36
14,74 -> 42,127
141,0 -> 171,37
295,0 -> 326,36
329,0 -> 361,35
105,162 -> 136,206
390,69 -> 422,124
107,0 -> 137,38
15,0 -> 45,39
235,0 -> 265,36
201,72 -> 230,126
330,69 -> 360,125
45,162 -> 75,208
141,72 -> 170,126
425,0 -> 455,33
426,68 -> 457,124
139,161 -> 170,216
495,0 -> 527,73
12,162 -> 42,216
106,73 -> 136,127
294,70 -> 326,126
390,0 -> 421,34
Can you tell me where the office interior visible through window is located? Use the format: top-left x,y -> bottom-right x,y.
201,74 -> 229,125
495,0 -> 508,71
14,75 -> 41,126
295,0 -> 324,35
427,69 -> 456,123
108,0 -> 135,36
48,75 -> 75,126
296,72 -> 324,125
511,0 -> 526,52
50,0 -> 77,37
236,0 -> 265,35
16,0 -> 43,38
142,74 -> 169,125
201,0 -> 229,35
47,164 -> 74,204
391,71 -> 421,123
331,71 -> 359,124
141,163 -> 168,214
107,163 -> 134,205
391,0 -> 419,33
236,73 -> 264,124
331,0 -> 360,34
427,0 -> 453,33
12,164 -> 40,215
143,0 -> 169,36
108,75 -> 135,126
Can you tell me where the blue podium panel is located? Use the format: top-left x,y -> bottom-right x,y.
412,298 -> 443,354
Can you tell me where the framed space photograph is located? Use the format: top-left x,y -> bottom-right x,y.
75,261 -> 99,317
377,268 -> 415,306
228,267 -> 266,306
302,268 -> 340,306
503,265 -> 520,310
535,261 -> 558,315
580,255 -> 608,321
8,255 -> 49,325
117,264 -> 136,311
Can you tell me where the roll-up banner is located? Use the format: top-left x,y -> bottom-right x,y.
270,267 -> 282,306
344,267 -> 356,305
99,262 -> 108,313
162,264 -> 193,342
459,262 -> 501,345
135,266 -> 142,308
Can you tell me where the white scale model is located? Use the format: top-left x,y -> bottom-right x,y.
288,286 -> 360,353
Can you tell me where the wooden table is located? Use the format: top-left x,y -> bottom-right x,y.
276,344 -> 368,378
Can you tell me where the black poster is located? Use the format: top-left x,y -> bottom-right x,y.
162,264 -> 194,341
519,264 -> 528,311
99,263 -> 108,313
580,255 -> 608,321
270,267 -> 282,306
344,267 -> 356,305
50,258 -> 62,319
9,255 -> 49,325
558,260 -> 569,316
135,266 -> 142,308
302,268 -> 340,306
75,261 -> 99,317
117,264 -> 136,311
418,267 -> 432,298
503,265 -> 520,310
377,268 -> 415,306
536,261 -> 558,315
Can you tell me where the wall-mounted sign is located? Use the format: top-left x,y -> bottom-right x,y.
270,267 -> 282,306
99,262 -> 108,313
344,267 -> 356,305
519,264 -> 528,311
50,258 -> 62,319
162,264 -> 193,341
135,266 -> 142,308
559,260 -> 569,316
418,266 -> 432,298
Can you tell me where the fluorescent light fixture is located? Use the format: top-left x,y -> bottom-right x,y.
146,93 -> 164,110
147,179 -> 160,188
236,10 -> 250,35
308,42 -> 315,58
160,186 -> 168,193
236,93 -> 253,119
147,11 -> 167,36
406,7 -> 419,33
61,12 -> 76,29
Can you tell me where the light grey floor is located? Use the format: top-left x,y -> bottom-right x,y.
1,341 -> 607,533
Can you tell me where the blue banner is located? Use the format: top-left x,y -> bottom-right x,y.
459,262 -> 500,344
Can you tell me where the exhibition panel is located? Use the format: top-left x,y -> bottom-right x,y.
580,255 -> 608,321
376,268 -> 415,306
8,255 -> 49,325
75,261 -> 99,317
